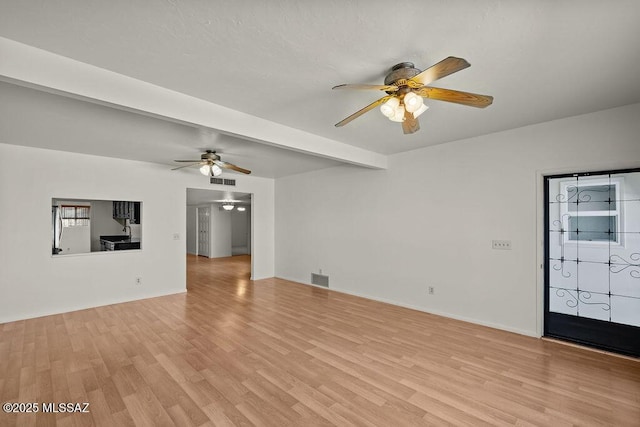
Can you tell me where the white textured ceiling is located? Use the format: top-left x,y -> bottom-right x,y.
1,0 -> 639,175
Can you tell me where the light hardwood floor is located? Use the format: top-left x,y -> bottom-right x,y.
1,254 -> 639,426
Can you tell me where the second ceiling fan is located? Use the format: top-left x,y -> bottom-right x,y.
333,56 -> 493,134
172,150 -> 251,176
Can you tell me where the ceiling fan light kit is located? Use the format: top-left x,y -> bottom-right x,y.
172,150 -> 251,177
200,163 -> 222,177
380,97 -> 400,117
389,105 -> 406,123
412,103 -> 429,118
222,203 -> 234,211
403,92 -> 423,113
333,57 -> 493,134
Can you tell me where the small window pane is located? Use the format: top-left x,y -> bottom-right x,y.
59,205 -> 91,227
568,216 -> 617,242
76,206 -> 90,218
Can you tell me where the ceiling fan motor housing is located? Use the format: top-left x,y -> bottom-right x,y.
201,150 -> 220,161
384,62 -> 421,86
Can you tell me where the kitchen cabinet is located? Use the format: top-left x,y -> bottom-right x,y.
112,201 -> 141,224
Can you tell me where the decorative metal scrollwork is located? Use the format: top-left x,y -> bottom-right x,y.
609,253 -> 640,279
555,288 -> 610,311
554,185 -> 612,203
555,288 -> 577,307
553,261 -> 571,278
552,213 -> 571,231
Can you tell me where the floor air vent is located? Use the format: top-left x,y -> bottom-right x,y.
311,273 -> 329,287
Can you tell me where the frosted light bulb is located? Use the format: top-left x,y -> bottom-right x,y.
403,92 -> 423,113
389,105 -> 405,122
200,164 -> 211,176
211,164 -> 222,176
412,103 -> 429,118
380,97 -> 400,118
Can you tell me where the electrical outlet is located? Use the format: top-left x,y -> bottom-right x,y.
135,277 -> 142,285
492,240 -> 512,250
428,286 -> 435,295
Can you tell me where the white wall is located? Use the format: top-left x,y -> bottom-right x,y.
210,205 -> 232,258
275,103 -> 640,337
231,207 -> 251,255
0,143 -> 275,323
186,205 -> 197,255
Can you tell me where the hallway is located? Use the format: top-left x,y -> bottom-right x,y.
187,254 -> 252,292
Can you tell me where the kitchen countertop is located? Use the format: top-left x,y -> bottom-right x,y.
100,235 -> 141,250
100,235 -> 141,243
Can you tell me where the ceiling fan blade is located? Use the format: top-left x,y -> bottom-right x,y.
173,160 -> 203,162
332,84 -> 399,92
335,95 -> 392,127
402,109 -> 420,134
171,162 -> 202,171
410,57 -> 470,86
416,87 -> 493,108
213,160 -> 251,175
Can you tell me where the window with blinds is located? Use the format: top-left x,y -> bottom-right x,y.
60,205 -> 90,226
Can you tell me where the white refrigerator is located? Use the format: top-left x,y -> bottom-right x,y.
52,203 -> 91,255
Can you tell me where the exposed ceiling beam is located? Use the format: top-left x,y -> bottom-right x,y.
0,37 -> 387,170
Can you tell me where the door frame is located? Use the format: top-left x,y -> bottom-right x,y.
535,161 -> 640,339
186,189 -> 255,280
538,165 -> 640,356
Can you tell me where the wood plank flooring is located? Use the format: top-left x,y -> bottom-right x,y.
1,254 -> 639,426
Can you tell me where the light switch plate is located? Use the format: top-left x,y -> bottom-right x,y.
492,240 -> 512,250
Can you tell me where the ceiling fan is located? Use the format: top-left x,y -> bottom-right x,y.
333,57 -> 493,134
172,150 -> 251,176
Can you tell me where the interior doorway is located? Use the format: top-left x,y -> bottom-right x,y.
544,168 -> 640,356
186,188 -> 254,278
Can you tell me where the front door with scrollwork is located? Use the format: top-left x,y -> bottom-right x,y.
545,169 -> 640,356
